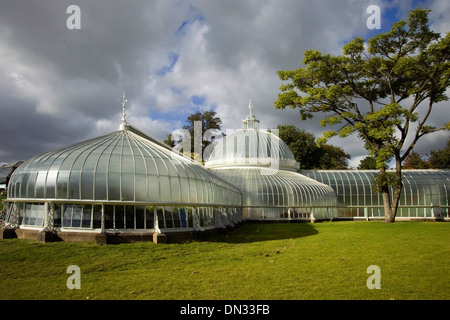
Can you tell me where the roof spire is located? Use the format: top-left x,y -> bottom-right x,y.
119,91 -> 129,130
242,99 -> 260,130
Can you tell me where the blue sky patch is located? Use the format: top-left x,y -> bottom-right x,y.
175,5 -> 205,36
157,51 -> 179,76
191,95 -> 206,106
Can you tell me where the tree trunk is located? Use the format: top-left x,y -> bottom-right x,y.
381,160 -> 403,223
379,167 -> 396,223
390,160 -> 404,223
390,185 -> 402,222
381,185 -> 395,223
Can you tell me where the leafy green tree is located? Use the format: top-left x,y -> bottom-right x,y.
184,110 -> 222,162
429,139 -> 450,169
277,125 -> 320,169
402,151 -> 430,169
317,144 -> 350,169
358,156 -> 378,170
165,110 -> 223,163
278,124 -> 350,169
163,134 -> 175,148
275,9 -> 450,222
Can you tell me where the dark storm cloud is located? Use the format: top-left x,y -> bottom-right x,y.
0,92 -> 92,160
0,0 -> 185,163
0,1 -> 171,81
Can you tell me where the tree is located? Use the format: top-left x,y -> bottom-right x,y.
317,144 -> 350,169
275,9 -> 450,222
402,151 -> 430,169
164,110 -> 223,163
277,125 -> 320,169
358,156 -> 378,169
429,139 -> 450,168
278,124 -> 350,169
163,134 -> 175,148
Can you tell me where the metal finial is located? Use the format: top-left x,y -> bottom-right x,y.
119,91 -> 130,131
121,91 -> 128,125
242,99 -> 259,130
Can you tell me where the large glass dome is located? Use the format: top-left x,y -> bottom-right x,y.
3,98 -> 242,239
205,101 -> 338,220
7,126 -> 240,206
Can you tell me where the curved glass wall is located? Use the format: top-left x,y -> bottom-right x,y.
3,202 -> 240,232
210,167 -> 338,220
4,126 -> 242,232
302,170 -> 450,219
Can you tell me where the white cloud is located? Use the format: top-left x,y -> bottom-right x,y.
429,1 -> 450,36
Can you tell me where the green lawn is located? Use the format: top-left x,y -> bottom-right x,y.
0,221 -> 449,300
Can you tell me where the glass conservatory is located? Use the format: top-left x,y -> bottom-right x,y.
2,96 -> 448,244
205,102 -> 338,220
2,96 -> 242,243
303,170 -> 450,219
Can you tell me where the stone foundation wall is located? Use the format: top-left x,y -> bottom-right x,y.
0,227 -> 225,244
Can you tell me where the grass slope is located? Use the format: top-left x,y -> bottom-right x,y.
0,221 -> 448,300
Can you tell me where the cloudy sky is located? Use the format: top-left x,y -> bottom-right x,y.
0,0 -> 449,168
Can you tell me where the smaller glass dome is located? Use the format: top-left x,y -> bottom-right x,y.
206,101 -> 300,172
